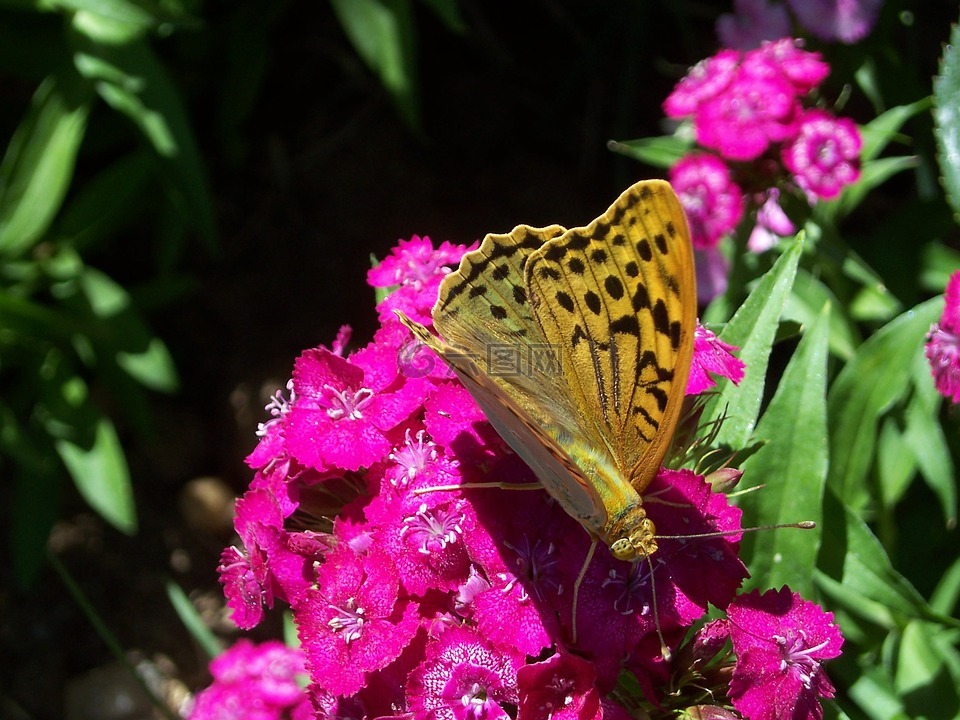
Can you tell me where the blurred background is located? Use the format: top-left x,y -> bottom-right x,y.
1,0 -> 956,717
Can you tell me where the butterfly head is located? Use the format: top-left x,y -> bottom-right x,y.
608,512 -> 658,562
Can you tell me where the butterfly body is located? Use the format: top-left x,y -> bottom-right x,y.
397,180 -> 695,562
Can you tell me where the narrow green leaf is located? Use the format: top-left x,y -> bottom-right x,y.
117,338 -> 178,392
895,621 -> 960,719
815,488 -> 952,627
55,415 -> 137,534
836,155 -> 919,217
904,350 -> 957,525
0,71 -> 91,256
934,19 -> 960,223
53,151 -> 152,249
69,27 -> 217,247
859,98 -> 931,162
844,664 -> 908,720
920,241 -> 960,292
166,580 -> 223,659
876,417 -> 917,510
607,134 -> 693,168
738,307 -> 829,593
702,235 -> 803,448
931,555 -> 960,616
330,0 -> 419,127
826,298 -> 943,508
419,0 -> 465,32
783,268 -> 859,360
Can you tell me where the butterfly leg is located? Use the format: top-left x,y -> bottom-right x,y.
571,538 -> 599,646
411,481 -> 544,495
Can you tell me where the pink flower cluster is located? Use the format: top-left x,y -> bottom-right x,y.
664,39 -> 862,252
926,271 -> 960,403
216,236 -> 841,719
187,640 -> 312,720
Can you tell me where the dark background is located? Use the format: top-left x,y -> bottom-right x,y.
1,1 -> 956,716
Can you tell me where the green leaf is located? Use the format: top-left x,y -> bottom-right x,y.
702,235 -> 803,449
117,338 -> 178,392
418,0 -> 465,32
55,415 -> 137,534
876,417 -> 917,510
895,621 -> 960,719
859,98 -> 931,162
844,664 -> 908,720
920,242 -> 960,292
931,555 -> 960,616
782,268 -> 859,361
607,133 -> 693,168
69,27 -> 217,248
53,150 -> 152,249
815,488 -> 951,627
836,155 -> 919,217
903,350 -> 956,526
0,71 -> 91,256
738,306 -> 829,594
166,580 -> 223,659
330,0 -> 419,127
826,298 -> 943,509
934,19 -> 960,223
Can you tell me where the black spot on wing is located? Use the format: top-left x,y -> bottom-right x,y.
632,283 -> 650,312
654,233 -> 668,254
568,257 -> 585,275
610,314 -> 640,336
556,291 -> 575,313
652,299 -> 671,337
604,276 -> 624,300
636,239 -> 653,262
584,291 -> 602,315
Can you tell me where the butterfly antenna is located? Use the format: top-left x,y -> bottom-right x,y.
646,554 -> 671,662
571,539 -> 599,646
655,520 -> 816,541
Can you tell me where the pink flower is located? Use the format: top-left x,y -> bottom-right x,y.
297,544 -> 420,697
516,649 -> 604,720
688,323 -> 746,395
782,110 -> 862,199
664,50 -> 740,118
787,0 -> 883,43
716,0 -> 791,50
406,626 -> 521,720
748,188 -> 796,252
218,488 -> 314,629
670,154 -> 745,248
745,39 -> 830,94
572,468 -> 747,686
188,640 -> 310,720
728,588 -> 843,720
367,235 -> 472,291
283,347 -> 424,472
926,271 -> 960,403
694,66 -> 798,161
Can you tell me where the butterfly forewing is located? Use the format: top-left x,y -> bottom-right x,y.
524,181 -> 696,492
396,180 -> 695,558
